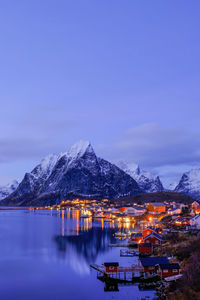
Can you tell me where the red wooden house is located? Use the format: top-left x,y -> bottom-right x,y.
139,257 -> 169,273
143,232 -> 162,246
139,243 -> 153,255
158,263 -> 180,278
104,262 -> 119,273
129,233 -> 143,244
142,228 -> 156,238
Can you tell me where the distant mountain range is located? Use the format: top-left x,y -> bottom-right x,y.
0,180 -> 19,200
117,161 -> 164,193
2,141 -> 200,205
174,168 -> 200,200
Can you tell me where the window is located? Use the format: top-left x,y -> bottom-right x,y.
163,270 -> 168,273
155,240 -> 159,244
172,269 -> 177,273
109,266 -> 115,270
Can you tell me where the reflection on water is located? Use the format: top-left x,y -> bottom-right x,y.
0,208 -> 155,300
55,227 -> 116,264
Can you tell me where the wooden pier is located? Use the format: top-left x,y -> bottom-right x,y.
120,249 -> 138,257
108,243 -> 129,247
90,264 -> 143,282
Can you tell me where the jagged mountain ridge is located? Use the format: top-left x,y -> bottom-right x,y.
117,161 -> 164,193
174,167 -> 200,200
4,141 -> 142,205
0,180 -> 19,200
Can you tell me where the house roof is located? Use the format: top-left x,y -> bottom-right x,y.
131,233 -> 143,237
159,263 -> 180,270
143,227 -> 156,233
104,262 -> 119,267
149,203 -> 165,207
131,206 -> 146,210
144,232 -> 162,241
169,208 -> 180,212
140,257 -> 169,267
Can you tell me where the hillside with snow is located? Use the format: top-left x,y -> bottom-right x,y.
117,161 -> 164,193
174,167 -> 200,200
0,180 -> 19,200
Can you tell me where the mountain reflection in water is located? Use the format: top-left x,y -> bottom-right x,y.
55,227 -> 116,264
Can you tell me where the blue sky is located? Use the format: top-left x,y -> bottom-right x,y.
0,0 -> 200,186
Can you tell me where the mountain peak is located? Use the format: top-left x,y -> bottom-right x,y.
67,140 -> 94,160
117,160 -> 164,193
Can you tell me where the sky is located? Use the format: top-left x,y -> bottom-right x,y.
0,0 -> 200,187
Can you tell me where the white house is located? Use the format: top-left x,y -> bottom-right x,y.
189,215 -> 200,229
124,206 -> 146,216
191,201 -> 200,210
168,208 -> 181,215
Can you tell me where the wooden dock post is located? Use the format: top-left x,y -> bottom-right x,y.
132,272 -> 134,281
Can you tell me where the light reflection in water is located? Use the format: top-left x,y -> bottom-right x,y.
101,218 -> 104,230
62,209 -> 65,236
58,208 -> 140,237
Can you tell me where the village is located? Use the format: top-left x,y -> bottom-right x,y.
29,198 -> 200,298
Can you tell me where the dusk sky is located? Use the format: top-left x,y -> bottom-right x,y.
0,1 -> 200,187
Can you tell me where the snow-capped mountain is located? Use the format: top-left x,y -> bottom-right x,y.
4,141 -> 142,206
174,167 -> 200,200
0,180 -> 19,200
117,161 -> 164,193
166,182 -> 178,191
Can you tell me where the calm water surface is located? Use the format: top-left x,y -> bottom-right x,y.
0,209 -> 155,300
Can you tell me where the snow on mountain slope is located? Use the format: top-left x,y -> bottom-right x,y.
117,161 -> 164,193
5,141 -> 142,205
0,180 -> 19,200
175,167 -> 200,200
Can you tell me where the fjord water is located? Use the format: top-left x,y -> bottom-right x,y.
0,209 -> 155,300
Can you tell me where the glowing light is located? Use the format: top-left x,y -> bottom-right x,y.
62,209 -> 65,236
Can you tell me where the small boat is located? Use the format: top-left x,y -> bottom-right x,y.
80,214 -> 90,218
114,232 -> 127,238
93,214 -> 105,219
104,218 -> 112,222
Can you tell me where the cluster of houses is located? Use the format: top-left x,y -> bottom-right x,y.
103,225 -> 182,280
129,227 -> 163,249
139,257 -> 180,278
48,198 -> 200,230
103,256 -> 180,279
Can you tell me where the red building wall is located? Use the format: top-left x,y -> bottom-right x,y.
105,266 -> 118,273
160,268 -> 180,278
139,246 -> 152,254
144,236 -> 161,246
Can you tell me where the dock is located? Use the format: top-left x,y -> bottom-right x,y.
90,263 -> 143,282
120,249 -> 138,257
108,243 -> 130,247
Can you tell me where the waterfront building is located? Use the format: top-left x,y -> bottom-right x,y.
147,203 -> 166,214
143,232 -> 162,246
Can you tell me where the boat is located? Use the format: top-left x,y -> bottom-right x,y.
80,214 -> 90,218
104,218 -> 112,222
114,232 -> 127,238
